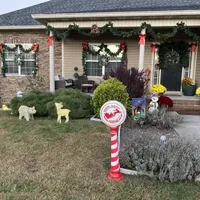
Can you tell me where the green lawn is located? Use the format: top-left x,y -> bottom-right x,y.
0,111 -> 199,200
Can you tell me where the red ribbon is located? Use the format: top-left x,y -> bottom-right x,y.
32,43 -> 39,52
190,43 -> 197,52
151,44 -> 156,53
138,34 -> 146,45
0,43 -> 3,52
120,41 -> 127,50
48,36 -> 54,46
82,42 -> 89,51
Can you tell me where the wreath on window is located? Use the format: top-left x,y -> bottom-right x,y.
98,54 -> 110,66
14,52 -> 25,66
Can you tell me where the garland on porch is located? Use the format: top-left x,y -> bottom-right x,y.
82,42 -> 127,75
0,44 -> 39,77
46,21 -> 200,41
157,41 -> 190,69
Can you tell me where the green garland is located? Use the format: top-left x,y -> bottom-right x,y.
82,42 -> 127,75
0,44 -> 39,77
157,41 -> 190,69
46,21 -> 200,41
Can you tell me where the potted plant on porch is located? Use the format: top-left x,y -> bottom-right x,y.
181,78 -> 196,96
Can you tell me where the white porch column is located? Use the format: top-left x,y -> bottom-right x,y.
150,43 -> 156,88
49,31 -> 55,92
138,29 -> 146,71
190,43 -> 197,80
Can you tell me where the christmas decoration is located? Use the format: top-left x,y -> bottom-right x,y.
138,34 -> 146,45
82,42 -> 89,51
46,21 -> 200,41
82,42 -> 127,75
48,36 -> 54,46
157,41 -> 190,69
151,43 -> 157,53
14,52 -> 24,66
91,24 -> 100,36
190,42 -> 198,52
0,44 -> 39,77
32,43 -> 39,52
132,97 -> 146,120
120,41 -> 127,50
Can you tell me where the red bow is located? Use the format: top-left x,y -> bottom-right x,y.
151,44 -> 156,53
190,43 -> 197,52
32,43 -> 39,52
48,36 -> 54,46
0,43 -> 3,52
138,34 -> 146,45
120,41 -> 127,50
82,42 -> 89,51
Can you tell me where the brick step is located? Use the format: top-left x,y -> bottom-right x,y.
169,98 -> 200,115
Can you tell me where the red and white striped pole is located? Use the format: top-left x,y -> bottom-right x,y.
100,100 -> 127,182
108,126 -> 123,181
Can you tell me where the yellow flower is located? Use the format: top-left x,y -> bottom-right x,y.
182,78 -> 195,86
196,87 -> 200,95
150,84 -> 167,93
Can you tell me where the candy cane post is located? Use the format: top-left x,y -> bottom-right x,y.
100,101 -> 127,181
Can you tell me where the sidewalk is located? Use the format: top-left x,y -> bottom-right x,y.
174,115 -> 200,143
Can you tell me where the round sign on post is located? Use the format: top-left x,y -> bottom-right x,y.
100,100 -> 127,181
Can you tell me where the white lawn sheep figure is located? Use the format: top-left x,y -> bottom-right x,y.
55,102 -> 70,123
18,105 -> 37,121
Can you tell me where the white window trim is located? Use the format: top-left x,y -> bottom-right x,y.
4,43 -> 36,76
85,43 -> 123,77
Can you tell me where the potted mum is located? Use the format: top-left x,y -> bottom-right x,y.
182,78 -> 196,96
150,84 -> 167,95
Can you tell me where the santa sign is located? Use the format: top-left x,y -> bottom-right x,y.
100,100 -> 127,181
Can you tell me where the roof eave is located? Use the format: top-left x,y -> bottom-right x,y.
0,25 -> 45,30
32,10 -> 200,25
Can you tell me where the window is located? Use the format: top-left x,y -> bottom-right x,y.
85,44 -> 122,76
4,44 -> 36,76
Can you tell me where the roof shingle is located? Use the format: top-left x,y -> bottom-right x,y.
1,0 -> 200,26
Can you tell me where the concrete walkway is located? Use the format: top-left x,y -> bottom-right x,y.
174,115 -> 200,143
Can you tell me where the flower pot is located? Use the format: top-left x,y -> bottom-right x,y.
182,85 -> 196,96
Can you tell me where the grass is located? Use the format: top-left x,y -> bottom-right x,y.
0,111 -> 199,200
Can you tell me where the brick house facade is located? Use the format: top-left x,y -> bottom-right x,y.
0,30 -> 62,103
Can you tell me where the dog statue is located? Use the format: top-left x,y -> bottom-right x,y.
18,105 -> 37,121
55,102 -> 70,123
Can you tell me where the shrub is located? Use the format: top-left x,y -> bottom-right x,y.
91,78 -> 131,116
120,130 -> 200,182
46,88 -> 93,119
158,95 -> 173,108
10,91 -> 54,116
110,67 -> 148,98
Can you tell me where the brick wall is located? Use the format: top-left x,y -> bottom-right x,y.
0,30 -> 62,103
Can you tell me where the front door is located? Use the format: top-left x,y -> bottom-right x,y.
159,48 -> 183,91
161,63 -> 182,91
158,42 -> 190,91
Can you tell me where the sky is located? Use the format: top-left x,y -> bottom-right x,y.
0,0 -> 49,15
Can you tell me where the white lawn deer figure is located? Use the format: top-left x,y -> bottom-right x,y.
55,102 -> 70,123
